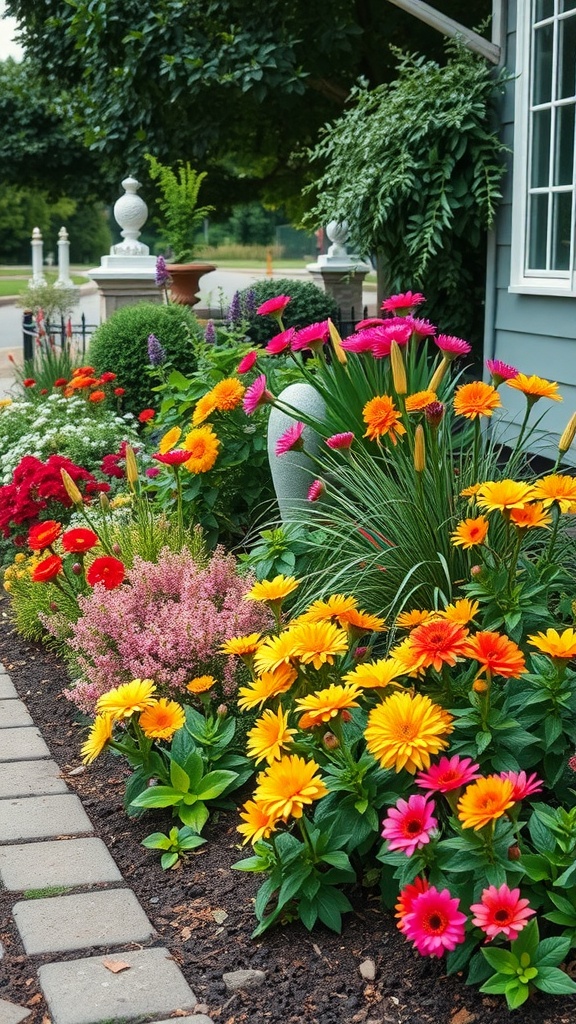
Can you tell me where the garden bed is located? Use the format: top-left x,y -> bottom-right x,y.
0,597 -> 569,1024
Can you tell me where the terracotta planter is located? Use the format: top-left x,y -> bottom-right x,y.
166,262 -> 216,306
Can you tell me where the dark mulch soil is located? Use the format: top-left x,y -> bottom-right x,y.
0,596 -> 574,1024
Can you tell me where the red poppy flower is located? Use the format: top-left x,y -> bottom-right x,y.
54,378 -> 68,387
99,372 -> 117,383
32,554 -> 63,583
86,556 -> 125,590
152,450 -> 193,466
62,528 -> 99,553
28,520 -> 62,550
23,378 -> 36,387
40,388 -> 48,395
138,409 -> 156,423
88,390 -> 106,403
114,387 -> 125,397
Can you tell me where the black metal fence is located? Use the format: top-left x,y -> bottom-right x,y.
22,313 -> 98,362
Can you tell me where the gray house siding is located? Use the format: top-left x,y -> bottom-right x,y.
487,0 -> 576,460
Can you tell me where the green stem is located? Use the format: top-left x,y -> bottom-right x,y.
509,402 -> 533,468
545,505 -> 561,561
172,466 -> 184,548
473,417 -> 481,482
506,532 -> 522,596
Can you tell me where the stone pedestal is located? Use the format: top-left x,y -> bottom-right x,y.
307,221 -> 372,334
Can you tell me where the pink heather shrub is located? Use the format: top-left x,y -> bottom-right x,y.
61,547 -> 272,713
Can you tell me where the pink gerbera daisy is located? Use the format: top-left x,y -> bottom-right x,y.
435,335 -> 472,359
395,877 -> 430,934
381,794 -> 438,857
308,479 -> 325,501
326,432 -> 354,451
291,321 -> 330,351
499,770 -> 543,802
243,374 -> 274,415
415,755 -> 481,794
485,359 -> 519,385
341,331 -> 380,354
372,324 -> 411,358
256,295 -> 291,318
406,316 -> 436,339
402,886 -> 467,957
266,328 -> 296,354
470,884 -> 535,941
275,421 -> 305,456
381,291 -> 425,315
237,350 -> 259,374
355,317 -> 387,330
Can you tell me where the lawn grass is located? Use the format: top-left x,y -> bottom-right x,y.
0,275 -> 88,297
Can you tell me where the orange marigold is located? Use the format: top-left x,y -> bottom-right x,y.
363,394 -> 406,445
463,631 -> 526,679
532,474 -> 576,513
509,502 -> 552,530
405,390 -> 437,413
458,775 -> 516,830
506,373 -> 562,404
210,377 -> 246,411
451,516 -> 489,549
182,426 -> 220,473
454,381 -> 502,420
408,619 -> 469,672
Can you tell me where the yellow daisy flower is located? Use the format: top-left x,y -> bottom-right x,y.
246,706 -> 297,764
528,628 -> 576,659
139,699 -> 186,739
476,480 -> 534,513
289,619 -> 349,670
295,683 -> 361,728
440,598 -> 480,626
301,594 -> 359,623
506,373 -> 562,404
237,665 -> 297,711
458,776 -> 515,830
245,575 -> 299,603
221,633 -> 262,656
182,425 -> 220,473
96,679 -> 157,720
395,608 -> 433,629
192,393 -> 217,425
365,691 -> 453,774
532,474 -> 576,513
81,714 -> 114,764
253,631 -> 299,676
254,754 -> 328,821
159,426 -> 182,454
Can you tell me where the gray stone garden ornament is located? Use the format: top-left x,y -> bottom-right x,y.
267,382 -> 326,521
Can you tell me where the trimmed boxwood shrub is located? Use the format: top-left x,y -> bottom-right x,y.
238,278 -> 338,346
89,303 -> 204,415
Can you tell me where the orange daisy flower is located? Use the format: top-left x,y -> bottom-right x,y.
339,607 -> 387,634
237,799 -> 278,845
506,373 -> 562,404
186,675 -> 216,694
450,516 -> 489,549
463,631 -> 526,678
139,698 -> 186,739
405,390 -> 437,413
509,502 -> 552,530
441,598 -> 480,626
363,395 -> 406,445
301,594 -> 359,624
254,754 -> 328,821
528,628 -> 576,660
532,474 -> 576,513
458,775 -> 516,830
460,483 -> 481,499
454,381 -> 502,420
408,619 -> 469,672
396,609 -> 433,629
182,426 -> 220,473
210,378 -> 246,411
295,683 -> 361,728
476,480 -> 534,513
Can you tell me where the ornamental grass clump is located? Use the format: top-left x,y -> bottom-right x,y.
64,547 -> 272,715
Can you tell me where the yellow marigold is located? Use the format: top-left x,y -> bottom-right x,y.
237,799 -> 278,845
245,574 -> 299,603
440,598 -> 480,626
390,637 -> 428,677
3,580 -> 11,592
186,675 -> 216,694
158,426 -> 182,454
509,502 -> 552,530
246,706 -> 297,764
301,594 -> 359,623
182,425 -> 220,473
460,483 -> 481,498
396,608 -> 433,629
221,633 -> 262,656
139,698 -> 186,739
192,393 -> 217,425
476,480 -> 534,513
289,619 -> 349,670
96,679 -> 157,720
210,377 -> 246,412
528,628 -> 576,660
0,398 -> 12,407
343,657 -> 404,690
450,516 -> 489,549
295,683 -> 361,728
110,494 -> 132,509
365,691 -> 453,774
254,754 -> 328,821
457,775 -> 516,830
363,394 -> 407,445
405,389 -> 438,412
253,631 -> 299,676
532,474 -> 576,513
81,714 -> 114,764
14,553 -> 26,564
506,373 -> 562,404
339,607 -> 387,634
237,665 -> 297,711
453,381 -> 502,419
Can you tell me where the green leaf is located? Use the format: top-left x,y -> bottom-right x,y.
130,785 -> 182,808
533,966 -> 576,994
320,851 -> 353,871
178,801 -> 209,831
232,855 -> 269,873
160,851 -> 179,869
479,974 -> 512,994
254,876 -> 278,921
178,834 -> 206,851
481,948 -> 518,975
554,861 -> 576,888
278,868 -> 312,910
535,935 -> 572,968
141,832 -> 171,850
298,896 -> 319,931
196,769 -> 238,801
475,730 -> 492,755
505,981 -> 530,1009
170,760 -> 190,793
511,918 -> 539,960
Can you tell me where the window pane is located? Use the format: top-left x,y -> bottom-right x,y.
535,0 -> 554,18
554,103 -> 576,184
551,192 -> 572,269
533,23 -> 554,104
560,1 -> 576,13
531,108 -> 552,186
528,194 -> 549,269
558,15 -> 576,98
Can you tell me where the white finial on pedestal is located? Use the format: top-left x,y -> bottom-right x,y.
326,220 -> 350,258
111,176 -> 150,256
30,226 -> 47,286
55,226 -> 74,288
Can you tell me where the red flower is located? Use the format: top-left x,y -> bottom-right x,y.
32,554 -> 63,583
256,295 -> 291,318
138,408 -> 156,423
99,372 -> 117,383
152,450 -> 193,466
236,350 -> 259,374
23,378 -> 36,387
54,378 -> 68,387
40,388 -> 48,395
62,528 -> 99,553
114,387 -> 125,397
86,556 -> 125,590
28,520 -> 62,550
88,390 -> 106,403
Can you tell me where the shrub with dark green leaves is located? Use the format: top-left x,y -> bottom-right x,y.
89,303 -> 204,414
238,278 -> 338,346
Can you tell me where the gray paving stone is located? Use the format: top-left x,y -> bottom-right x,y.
0,677 -> 17,698
0,837 -> 122,891
0,759 -> 68,799
0,999 -> 31,1024
151,1017 -> 213,1024
0,700 -> 34,729
0,726 -> 51,762
13,889 -> 155,954
38,947 -> 198,1024
0,794 -> 93,842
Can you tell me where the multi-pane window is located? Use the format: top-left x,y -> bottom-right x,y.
512,1 -> 576,292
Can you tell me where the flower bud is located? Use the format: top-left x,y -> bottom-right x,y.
72,562 -> 82,575
390,340 -> 407,396
507,844 -> 521,861
124,444 -> 139,487
328,319 -> 347,365
216,704 -> 228,718
414,424 -> 425,473
50,601 -> 59,612
341,710 -> 352,723
424,401 -> 444,428
60,468 -> 83,505
100,491 -> 110,513
472,678 -> 489,694
323,731 -> 339,750
568,755 -> 576,773
428,358 -> 449,395
112,543 -> 122,556
559,412 -> 576,453
354,645 -> 369,661
471,564 -> 482,577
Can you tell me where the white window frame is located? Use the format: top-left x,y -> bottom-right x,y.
510,2 -> 576,296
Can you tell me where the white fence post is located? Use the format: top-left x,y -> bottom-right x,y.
55,226 -> 74,288
30,226 -> 47,286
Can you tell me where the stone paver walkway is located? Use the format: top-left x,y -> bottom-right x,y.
0,661 -> 213,1024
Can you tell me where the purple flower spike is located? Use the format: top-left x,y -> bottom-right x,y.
205,320 -> 216,345
228,291 -> 242,326
155,255 -> 172,288
244,288 -> 257,318
147,333 -> 166,366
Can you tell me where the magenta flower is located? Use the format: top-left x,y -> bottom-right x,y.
146,467 -> 160,479
486,358 -> 519,385
340,331 -> 378,354
381,794 -> 438,857
381,291 -> 425,315
243,374 -> 274,415
415,755 -> 481,794
470,884 -> 535,942
499,770 -> 543,802
424,401 -> 445,427
373,323 -> 412,357
355,317 -> 387,330
237,350 -> 259,375
406,316 -> 437,339
266,328 -> 296,354
326,432 -> 354,451
256,295 -> 291,318
152,450 -> 192,466
402,886 -> 467,957
275,421 -> 305,456
307,479 -> 325,502
291,320 -> 330,351
435,334 -> 472,359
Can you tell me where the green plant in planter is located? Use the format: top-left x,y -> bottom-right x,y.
145,153 -> 214,263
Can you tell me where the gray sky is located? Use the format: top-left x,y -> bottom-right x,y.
0,2 -> 23,60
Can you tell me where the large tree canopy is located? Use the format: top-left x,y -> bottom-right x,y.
5,0 -> 491,209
